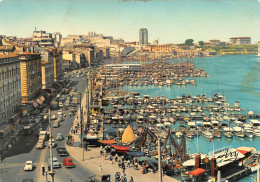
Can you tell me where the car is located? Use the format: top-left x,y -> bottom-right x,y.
53,121 -> 59,128
48,139 -> 56,148
56,133 -> 63,141
51,114 -> 57,120
24,161 -> 34,171
62,158 -> 75,168
36,140 -> 44,149
48,157 -> 61,168
56,147 -> 69,156
57,110 -> 63,115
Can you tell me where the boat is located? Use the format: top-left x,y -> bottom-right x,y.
175,131 -> 183,139
212,130 -> 221,138
224,131 -> 233,138
202,130 -> 213,139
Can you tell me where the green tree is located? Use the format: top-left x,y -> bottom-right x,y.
185,39 -> 194,46
198,41 -> 204,46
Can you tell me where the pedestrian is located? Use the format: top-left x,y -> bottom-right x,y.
99,165 -> 102,172
121,175 -> 124,182
115,155 -> 118,162
129,176 -> 134,182
75,129 -> 77,134
110,157 -> 113,164
118,160 -> 122,168
135,162 -> 138,170
122,164 -> 125,174
127,160 -> 131,168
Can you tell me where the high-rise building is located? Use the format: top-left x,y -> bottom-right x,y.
139,28 -> 148,45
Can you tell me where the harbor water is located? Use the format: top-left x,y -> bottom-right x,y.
123,54 -> 260,182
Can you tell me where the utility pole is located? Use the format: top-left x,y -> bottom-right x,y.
158,137 -> 162,182
48,109 -> 55,182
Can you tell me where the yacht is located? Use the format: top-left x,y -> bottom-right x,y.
202,130 -> 213,139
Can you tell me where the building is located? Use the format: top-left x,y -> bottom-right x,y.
19,53 -> 42,103
0,54 -> 21,151
139,28 -> 148,45
32,29 -> 54,47
52,32 -> 62,48
230,37 -> 251,45
209,40 -> 220,46
151,44 -> 173,52
62,50 -> 86,69
40,49 -> 54,90
0,55 -> 21,124
53,48 -> 63,82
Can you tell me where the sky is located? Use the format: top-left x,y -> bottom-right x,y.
0,0 -> 260,44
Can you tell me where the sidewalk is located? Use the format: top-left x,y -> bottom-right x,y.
66,146 -> 180,182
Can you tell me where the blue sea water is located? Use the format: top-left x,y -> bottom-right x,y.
124,54 -> 260,182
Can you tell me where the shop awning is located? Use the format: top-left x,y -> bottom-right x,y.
188,168 -> 206,176
111,145 -> 130,153
33,101 -> 39,108
98,140 -> 117,145
40,96 -> 45,102
36,98 -> 43,105
126,151 -> 145,157
136,156 -> 158,164
12,113 -> 21,123
237,149 -> 249,155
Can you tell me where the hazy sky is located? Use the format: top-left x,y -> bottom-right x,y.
0,0 -> 260,44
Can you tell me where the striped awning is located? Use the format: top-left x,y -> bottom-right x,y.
40,96 -> 45,102
33,101 -> 39,108
12,113 -> 21,123
36,98 -> 43,105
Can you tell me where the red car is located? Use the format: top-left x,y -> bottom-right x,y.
62,158 -> 75,168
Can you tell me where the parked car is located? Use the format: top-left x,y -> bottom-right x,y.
57,110 -> 63,116
62,158 -> 75,168
36,140 -> 44,149
56,147 -> 69,156
51,114 -> 57,120
24,161 -> 34,171
48,157 -> 61,169
56,133 -> 63,141
53,121 -> 59,128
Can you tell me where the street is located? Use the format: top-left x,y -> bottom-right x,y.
0,77 -> 93,182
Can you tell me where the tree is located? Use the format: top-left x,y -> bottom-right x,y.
185,39 -> 194,46
198,41 -> 204,47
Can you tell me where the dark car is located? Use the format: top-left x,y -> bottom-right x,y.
56,147 -> 69,156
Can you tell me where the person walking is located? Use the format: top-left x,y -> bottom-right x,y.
129,176 -> 134,182
99,165 -> 102,172
122,164 -> 126,174
127,160 -> 131,168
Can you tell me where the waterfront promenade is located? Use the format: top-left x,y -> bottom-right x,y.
65,83 -> 180,182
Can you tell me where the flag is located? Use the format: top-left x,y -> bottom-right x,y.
210,137 -> 213,142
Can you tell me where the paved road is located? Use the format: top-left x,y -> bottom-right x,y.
0,76 -> 93,182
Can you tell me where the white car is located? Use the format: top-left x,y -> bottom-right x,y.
48,157 -> 61,169
24,161 -> 33,171
57,110 -> 63,116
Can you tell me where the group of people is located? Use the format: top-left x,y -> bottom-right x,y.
66,135 -> 74,146
115,172 -> 134,182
